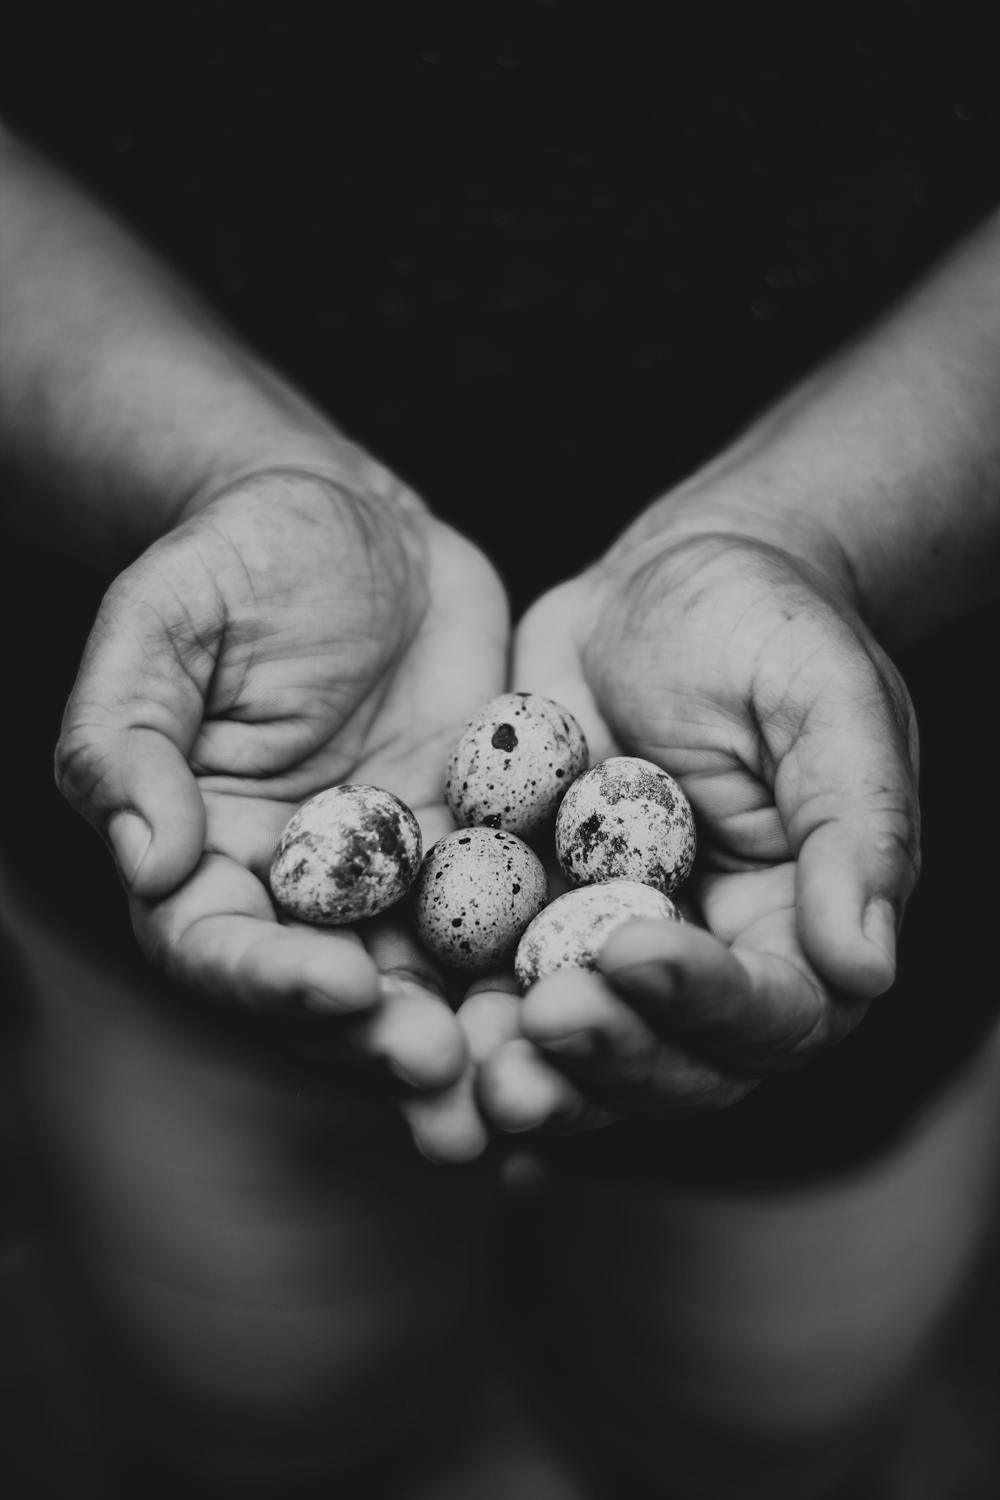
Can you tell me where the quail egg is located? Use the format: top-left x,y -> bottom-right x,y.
411,825 -> 548,971
444,691 -> 588,842
269,783 -> 422,925
555,755 -> 696,896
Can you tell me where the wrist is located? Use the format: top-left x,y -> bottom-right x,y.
599,460 -> 860,620
606,334 -> 1000,649
176,423 -> 428,533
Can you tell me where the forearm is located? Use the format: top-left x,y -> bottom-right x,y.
0,126 -> 355,562
619,210 -> 1000,648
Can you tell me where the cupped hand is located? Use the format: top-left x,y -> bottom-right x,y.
54,456 -> 510,1161
475,521 -> 921,1135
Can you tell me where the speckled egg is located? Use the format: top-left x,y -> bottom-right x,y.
555,755 -> 697,896
515,879 -> 682,989
269,784 -> 422,926
411,826 -> 548,971
444,692 -> 589,842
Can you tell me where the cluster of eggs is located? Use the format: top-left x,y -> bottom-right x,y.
268,692 -> 697,988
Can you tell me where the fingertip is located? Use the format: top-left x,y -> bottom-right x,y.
402,1084 -> 492,1165
799,856 -> 901,999
372,986 -> 469,1091
295,962 -> 381,1016
107,809 -> 152,885
477,1038 -> 579,1133
256,920 -> 380,1013
105,737 -> 206,898
862,897 -> 898,991
520,968 -> 614,1044
455,987 -> 523,1065
599,914 -> 720,980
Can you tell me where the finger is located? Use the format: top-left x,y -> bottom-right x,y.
774,646 -> 920,997
133,852 -> 380,1013
353,976 -> 468,1091
54,565 -> 212,899
398,1073 -> 492,1164
393,975 -> 526,1164
521,966 -> 757,1111
511,581 -> 620,763
456,979 -> 523,1066
396,979 -> 527,1162
357,916 -> 469,1089
600,909 -> 867,1071
477,1037 -> 617,1136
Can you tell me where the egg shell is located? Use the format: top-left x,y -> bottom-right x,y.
555,755 -> 696,896
514,879 -> 681,990
411,826 -> 548,971
444,691 -> 589,842
269,784 -> 422,926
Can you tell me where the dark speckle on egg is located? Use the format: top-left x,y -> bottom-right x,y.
491,723 -> 518,752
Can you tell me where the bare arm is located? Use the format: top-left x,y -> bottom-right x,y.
0,123 -> 362,563
616,209 -> 1000,647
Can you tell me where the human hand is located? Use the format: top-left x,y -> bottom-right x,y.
475,513 -> 920,1135
54,454 -> 510,1161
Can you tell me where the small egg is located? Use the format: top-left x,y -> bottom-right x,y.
555,755 -> 696,895
515,879 -> 682,989
444,691 -> 588,842
269,784 -> 422,925
411,826 -> 548,971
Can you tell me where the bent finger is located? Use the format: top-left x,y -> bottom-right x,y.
521,967 -> 756,1111
776,645 -> 920,997
600,910 -> 867,1071
133,851 -> 380,1013
55,564 -> 213,898
477,1037 -> 617,1136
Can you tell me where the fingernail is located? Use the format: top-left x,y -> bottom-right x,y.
107,811 -> 152,884
499,1115 -> 547,1136
863,898 -> 897,975
299,986 -> 344,1015
388,1057 -> 424,1088
537,1029 -> 597,1059
603,960 -> 676,997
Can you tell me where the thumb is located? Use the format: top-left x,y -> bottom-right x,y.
778,646 -> 921,999
54,566 -> 211,899
512,579 -> 619,764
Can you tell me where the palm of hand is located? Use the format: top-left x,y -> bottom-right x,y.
59,469 -> 510,1159
175,473 -> 508,904
483,530 -> 920,1128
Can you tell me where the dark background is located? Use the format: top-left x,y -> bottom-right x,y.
4,1 -> 1000,606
